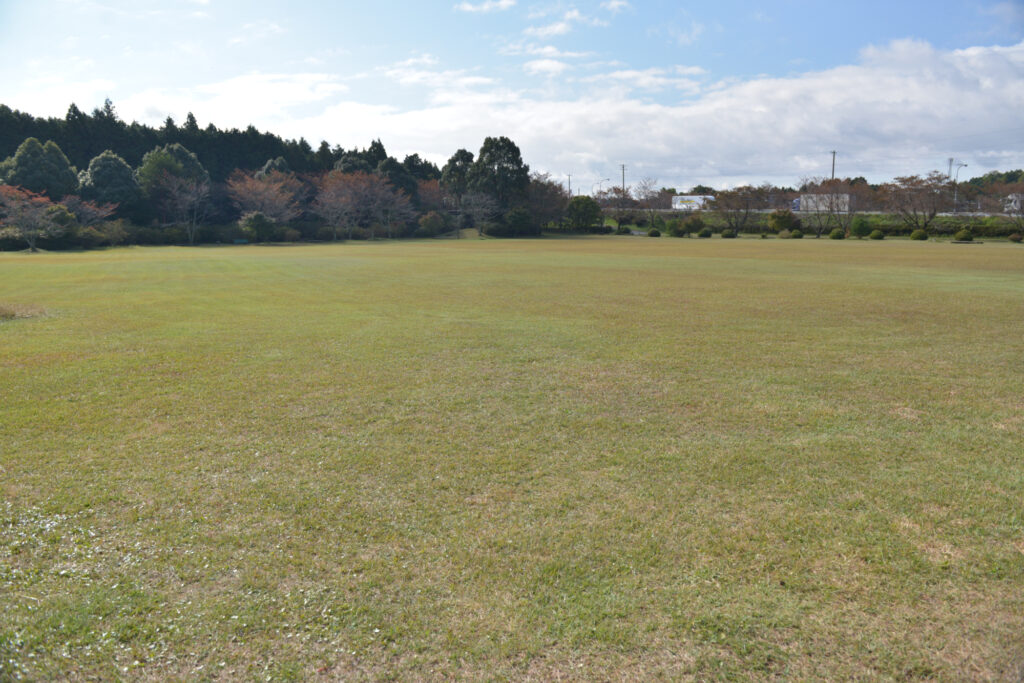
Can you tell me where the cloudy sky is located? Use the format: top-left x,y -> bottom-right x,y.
1,0 -> 1023,190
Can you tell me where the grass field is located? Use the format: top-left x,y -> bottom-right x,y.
2,237 -> 1023,681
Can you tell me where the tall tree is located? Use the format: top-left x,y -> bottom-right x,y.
376,157 -> 418,205
0,137 -> 78,198
77,150 -> 141,211
136,143 -> 210,238
402,153 -> 441,181
440,148 -> 474,210
467,136 -> 529,208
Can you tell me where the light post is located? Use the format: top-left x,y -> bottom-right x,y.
592,178 -> 609,197
953,162 -> 967,214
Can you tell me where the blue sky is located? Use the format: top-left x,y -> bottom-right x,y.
1,0 -> 1023,190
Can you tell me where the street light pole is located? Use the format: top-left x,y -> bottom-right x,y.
953,162 -> 967,214
592,178 -> 610,196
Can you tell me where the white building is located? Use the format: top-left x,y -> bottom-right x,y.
796,193 -> 850,213
672,195 -> 715,211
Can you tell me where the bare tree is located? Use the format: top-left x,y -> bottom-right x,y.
993,181 -> 1024,233
884,172 -> 947,233
161,173 -> 211,245
526,172 -> 570,231
799,177 -> 857,237
313,171 -> 413,240
712,185 -> 765,234
314,171 -> 363,240
461,192 -> 500,236
635,176 -> 660,225
60,195 -> 117,227
226,170 -> 304,225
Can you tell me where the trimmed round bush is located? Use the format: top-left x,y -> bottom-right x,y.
850,216 -> 872,239
869,229 -> 884,240
647,228 -> 660,237
910,229 -> 928,241
777,229 -> 791,239
698,227 -> 713,238
1008,233 -> 1022,243
954,229 -> 973,242
791,229 -> 803,239
721,228 -> 737,239
615,225 -> 631,235
829,228 -> 845,240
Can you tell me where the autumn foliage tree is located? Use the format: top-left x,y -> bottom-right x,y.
884,172 -> 947,233
0,185 -> 72,251
226,170 -> 304,225
313,171 -> 414,240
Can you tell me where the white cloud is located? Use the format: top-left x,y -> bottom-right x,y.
523,59 -> 570,75
281,39 -> 1023,190
525,20 -> 572,38
500,42 -> 591,58
601,0 -> 630,13
669,21 -> 705,46
583,67 -> 703,93
454,0 -> 515,12
525,9 -> 607,37
229,20 -> 285,45
6,39 -> 1023,193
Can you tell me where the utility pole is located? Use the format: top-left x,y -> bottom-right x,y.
830,151 -> 836,180
620,164 -> 627,210
567,173 -> 572,196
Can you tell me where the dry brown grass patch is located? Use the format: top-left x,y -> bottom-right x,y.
0,303 -> 46,320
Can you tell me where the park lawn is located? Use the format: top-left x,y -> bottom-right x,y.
1,237 -> 1022,680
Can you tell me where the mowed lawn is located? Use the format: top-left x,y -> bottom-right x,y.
1,237 -> 1022,681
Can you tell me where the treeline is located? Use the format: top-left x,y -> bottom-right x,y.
0,101 -> 582,251
1,100 -> 343,181
1,101 -> 1023,252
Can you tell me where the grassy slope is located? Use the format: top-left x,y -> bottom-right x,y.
1,238 -> 1022,680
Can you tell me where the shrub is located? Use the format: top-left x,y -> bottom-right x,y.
850,216 -> 872,239
777,229 -> 791,239
280,228 -> 301,242
767,209 -> 800,234
240,211 -> 276,242
698,227 -> 712,238
684,214 -> 706,234
666,218 -> 685,237
829,228 -> 845,240
615,225 -> 631,235
721,228 -> 737,239
791,229 -> 803,239
910,229 -> 928,241
417,211 -> 447,237
954,229 -> 973,242
1009,233 -> 1023,243
647,228 -> 661,237
869,229 -> 885,240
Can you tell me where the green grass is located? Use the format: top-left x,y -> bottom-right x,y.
2,238 -> 1023,680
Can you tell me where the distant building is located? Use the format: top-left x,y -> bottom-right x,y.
796,193 -> 850,213
672,195 -> 715,211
